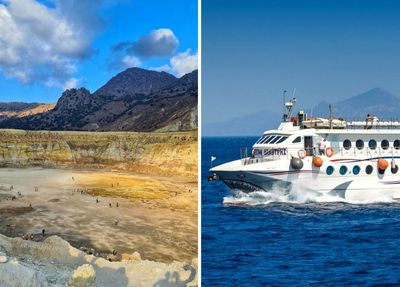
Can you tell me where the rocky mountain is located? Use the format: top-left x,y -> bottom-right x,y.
203,109 -> 282,136
0,102 -> 42,112
308,87 -> 400,120
0,103 -> 55,121
0,68 -> 197,132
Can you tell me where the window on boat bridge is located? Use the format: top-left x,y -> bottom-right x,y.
257,135 -> 288,145
343,139 -> 352,150
369,139 -> 377,150
381,140 -> 389,150
263,136 -> 276,144
276,136 -> 288,144
292,136 -> 301,143
256,136 -> 271,144
256,136 -> 267,144
269,136 -> 288,144
255,136 -> 266,144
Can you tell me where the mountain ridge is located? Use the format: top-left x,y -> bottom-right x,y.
203,87 -> 400,136
0,68 -> 198,132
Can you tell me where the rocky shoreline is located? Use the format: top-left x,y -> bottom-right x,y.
0,234 -> 197,287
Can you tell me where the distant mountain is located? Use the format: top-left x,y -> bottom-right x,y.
309,87 -> 400,120
203,109 -> 282,136
0,68 -> 197,132
0,102 -> 42,112
0,103 -> 55,121
203,87 -> 400,136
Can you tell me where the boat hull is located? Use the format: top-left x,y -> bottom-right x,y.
211,157 -> 400,201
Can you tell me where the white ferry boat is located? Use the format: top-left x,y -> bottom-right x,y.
210,98 -> 400,200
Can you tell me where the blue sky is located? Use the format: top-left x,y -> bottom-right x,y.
202,0 -> 400,124
0,0 -> 198,103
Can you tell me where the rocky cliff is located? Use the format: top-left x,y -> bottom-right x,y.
0,129 -> 197,178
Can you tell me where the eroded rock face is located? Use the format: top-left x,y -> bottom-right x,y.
121,251 -> 141,262
0,130 -> 197,178
0,257 -> 48,287
68,264 -> 96,287
0,234 -> 198,287
0,255 -> 7,263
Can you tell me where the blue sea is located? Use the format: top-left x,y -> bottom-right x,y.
202,137 -> 400,286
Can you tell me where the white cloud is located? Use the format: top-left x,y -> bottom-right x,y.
121,55 -> 141,69
63,77 -> 78,90
170,49 -> 198,77
149,64 -> 171,73
0,0 -> 105,87
109,28 -> 198,77
148,50 -> 197,77
130,28 -> 179,59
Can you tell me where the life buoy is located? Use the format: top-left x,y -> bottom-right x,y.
298,149 -> 306,159
312,156 -> 323,167
325,147 -> 334,157
378,158 -> 388,170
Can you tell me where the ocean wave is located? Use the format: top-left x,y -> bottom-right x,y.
223,184 -> 395,207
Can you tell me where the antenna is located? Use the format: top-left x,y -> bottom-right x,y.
282,89 -> 297,122
283,90 -> 287,112
282,90 -> 287,121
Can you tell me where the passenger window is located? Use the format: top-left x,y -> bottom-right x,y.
292,136 -> 301,143
394,140 -> 400,150
356,140 -> 364,150
381,140 -> 389,150
352,165 -> 360,175
343,139 -> 352,150
369,139 -> 377,150
365,165 -> 373,174
326,166 -> 334,175
339,166 -> 348,175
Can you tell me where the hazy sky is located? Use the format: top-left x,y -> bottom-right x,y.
202,0 -> 400,124
0,0 -> 198,103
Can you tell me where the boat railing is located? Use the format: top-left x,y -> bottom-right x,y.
346,120 -> 400,130
243,146 -> 400,165
336,146 -> 400,157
